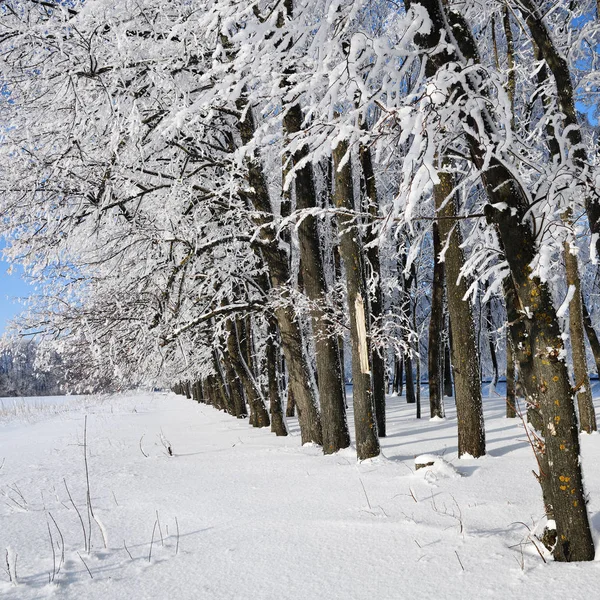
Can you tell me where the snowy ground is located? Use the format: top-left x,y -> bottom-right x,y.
2,387 -> 600,599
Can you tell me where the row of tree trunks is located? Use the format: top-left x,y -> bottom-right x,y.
282,102 -> 350,454
412,0 -> 594,561
236,98 -> 323,446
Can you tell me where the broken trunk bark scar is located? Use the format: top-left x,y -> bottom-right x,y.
355,293 -> 370,374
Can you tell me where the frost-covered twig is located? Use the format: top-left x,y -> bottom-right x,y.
63,478 -> 87,552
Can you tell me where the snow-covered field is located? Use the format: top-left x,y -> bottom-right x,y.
2,388 -> 600,600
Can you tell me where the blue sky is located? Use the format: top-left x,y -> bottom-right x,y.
0,252 -> 33,335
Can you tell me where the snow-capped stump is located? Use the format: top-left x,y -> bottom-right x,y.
414,454 -> 461,479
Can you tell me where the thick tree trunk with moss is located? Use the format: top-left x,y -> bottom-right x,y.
332,139 -> 380,460
413,0 -> 594,560
283,103 -> 350,453
564,243 -> 597,433
434,173 -> 485,457
429,222 -> 445,419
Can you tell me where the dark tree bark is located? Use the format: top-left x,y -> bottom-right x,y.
359,139 -> 387,437
225,318 -> 270,428
486,300 -> 499,391
443,341 -> 453,397
582,298 -> 600,378
332,139 -> 380,460
506,335 -> 517,419
266,316 -> 288,436
393,356 -> 403,396
222,352 -> 248,418
428,222 -> 445,418
433,172 -> 485,457
399,255 -> 416,405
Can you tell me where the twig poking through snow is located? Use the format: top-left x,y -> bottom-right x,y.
358,477 -> 372,510
123,540 -> 134,561
160,431 -> 173,456
84,415 -> 93,552
47,522 -> 56,582
63,478 -> 87,552
5,548 -> 17,585
175,517 -> 180,555
77,552 -> 93,579
156,510 -> 164,547
148,518 -> 158,562
139,435 -> 149,458
48,513 -> 65,577
454,550 -> 465,571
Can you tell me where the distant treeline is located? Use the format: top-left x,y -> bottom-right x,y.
0,339 -> 117,397
0,340 -> 62,397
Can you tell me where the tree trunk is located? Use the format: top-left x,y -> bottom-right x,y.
332,139 -> 380,460
225,318 -> 270,428
563,242 -> 597,433
283,103 -> 350,453
429,221 -> 445,418
393,356 -> 403,396
506,334 -> 517,419
433,172 -> 485,458
405,355 -> 416,404
266,316 -> 288,436
223,353 -> 248,418
486,300 -> 499,391
443,341 -> 453,397
359,139 -> 387,437
582,297 -> 600,377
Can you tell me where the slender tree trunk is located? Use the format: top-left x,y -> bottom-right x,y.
486,300 -> 499,391
506,335 -> 517,418
400,258 -> 416,405
332,139 -> 380,460
443,340 -> 453,397
564,242 -> 597,433
433,172 -> 485,458
393,356 -> 403,396
266,316 -> 287,436
582,298 -> 600,377
429,222 -> 445,418
359,139 -> 387,437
